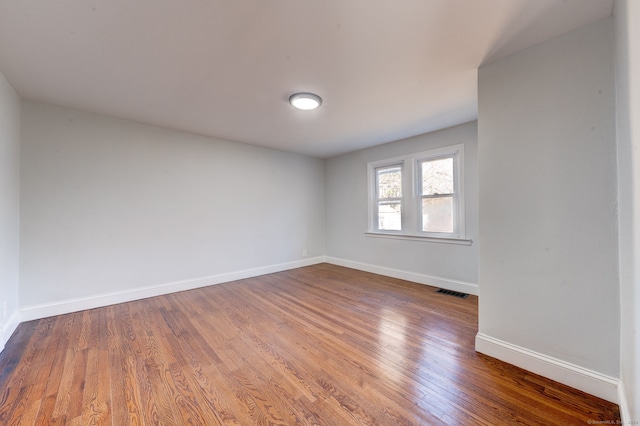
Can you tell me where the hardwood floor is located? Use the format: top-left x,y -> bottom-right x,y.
0,264 -> 620,425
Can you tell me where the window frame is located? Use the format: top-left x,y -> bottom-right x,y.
367,144 -> 470,244
373,163 -> 404,232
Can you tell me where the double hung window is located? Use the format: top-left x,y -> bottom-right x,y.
419,156 -> 456,234
374,164 -> 403,231
367,144 -> 467,243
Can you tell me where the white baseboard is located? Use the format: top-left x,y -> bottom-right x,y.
18,257 -> 476,322
20,256 -> 325,322
324,256 -> 478,295
618,381 -> 631,424
475,332 -> 619,404
0,310 -> 21,354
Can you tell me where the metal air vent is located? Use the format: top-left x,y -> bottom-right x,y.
436,288 -> 469,299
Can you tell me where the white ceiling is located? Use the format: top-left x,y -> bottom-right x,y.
0,0 -> 613,158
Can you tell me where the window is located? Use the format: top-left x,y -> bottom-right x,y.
419,156 -> 455,234
367,144 -> 468,243
374,164 -> 402,231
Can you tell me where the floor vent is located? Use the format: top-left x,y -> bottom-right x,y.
436,288 -> 469,299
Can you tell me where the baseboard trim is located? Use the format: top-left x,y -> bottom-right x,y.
618,380 -> 631,424
324,256 -> 478,295
475,332 -> 619,404
20,256 -> 325,322
0,310 -> 21,354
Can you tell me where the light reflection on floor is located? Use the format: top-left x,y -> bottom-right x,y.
376,307 -> 408,384
376,306 -> 469,421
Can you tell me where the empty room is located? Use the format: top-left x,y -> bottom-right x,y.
0,0 -> 638,424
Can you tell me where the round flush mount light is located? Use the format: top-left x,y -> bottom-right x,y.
289,92 -> 322,110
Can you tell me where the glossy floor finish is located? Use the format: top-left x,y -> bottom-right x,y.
0,264 -> 620,425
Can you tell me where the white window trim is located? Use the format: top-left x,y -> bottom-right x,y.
367,144 -> 471,244
372,162 -> 404,232
364,232 -> 473,245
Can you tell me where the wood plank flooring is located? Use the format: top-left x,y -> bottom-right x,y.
0,264 -> 620,425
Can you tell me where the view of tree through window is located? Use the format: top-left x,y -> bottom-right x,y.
376,166 -> 402,230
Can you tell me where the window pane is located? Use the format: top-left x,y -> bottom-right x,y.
422,197 -> 453,233
421,157 -> 453,195
378,201 -> 402,231
377,166 -> 402,198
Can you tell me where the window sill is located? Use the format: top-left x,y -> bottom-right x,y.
365,232 -> 473,246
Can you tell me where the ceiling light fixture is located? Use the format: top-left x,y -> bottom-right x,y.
289,92 -> 322,110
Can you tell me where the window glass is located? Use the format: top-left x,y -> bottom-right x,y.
377,166 -> 402,198
421,158 -> 453,195
422,197 -> 453,233
378,202 -> 402,231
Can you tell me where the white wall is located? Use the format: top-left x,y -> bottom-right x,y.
615,0 -> 640,421
19,101 -> 325,317
0,71 -> 20,351
324,121 -> 478,293
476,18 -> 619,401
